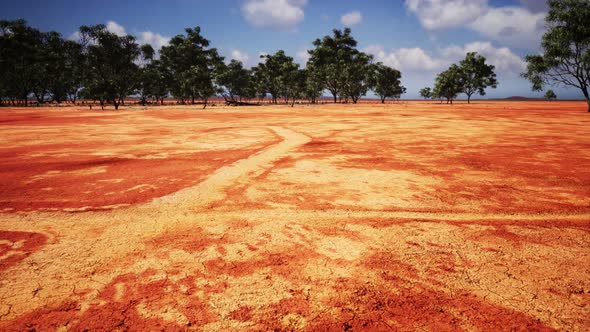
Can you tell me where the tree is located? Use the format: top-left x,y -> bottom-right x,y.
303,64 -> 324,104
216,59 -> 254,104
372,63 -> 405,103
160,26 -> 222,107
251,65 -> 268,103
256,50 -> 299,104
458,52 -> 497,103
342,52 -> 374,103
136,44 -> 156,106
62,40 -> 85,105
79,24 -> 140,110
545,89 -> 557,101
308,28 -> 359,103
284,69 -> 307,107
522,0 -> 590,112
0,20 -> 44,106
433,64 -> 463,104
419,87 -> 432,99
142,60 -> 170,105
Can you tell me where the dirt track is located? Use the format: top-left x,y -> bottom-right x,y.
1,101 -> 589,331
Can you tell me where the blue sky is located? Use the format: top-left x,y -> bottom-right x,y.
0,0 -> 580,99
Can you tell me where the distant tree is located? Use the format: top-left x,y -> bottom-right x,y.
522,0 -> 590,112
30,31 -> 84,105
433,64 -> 463,104
372,63 -> 405,103
216,60 -> 256,104
342,52 -> 374,103
419,87 -> 432,99
30,31 -> 53,104
136,44 -> 156,106
0,19 -> 44,106
160,26 -> 222,107
545,89 -> 557,101
257,50 -> 299,104
308,28 -> 359,103
79,24 -> 140,110
284,69 -> 307,107
143,60 -> 170,105
62,40 -> 85,105
251,65 -> 268,103
303,64 -> 324,104
458,52 -> 497,104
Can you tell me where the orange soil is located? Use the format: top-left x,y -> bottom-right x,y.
0,101 -> 589,331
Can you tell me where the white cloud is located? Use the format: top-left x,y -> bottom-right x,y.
468,7 -> 545,49
404,0 -> 487,29
439,42 -> 526,73
364,41 -> 525,74
68,31 -> 82,42
106,21 -> 126,37
242,0 -> 307,31
230,49 -> 251,66
69,21 -> 170,51
341,11 -> 362,26
364,45 -> 445,72
137,31 -> 170,51
404,0 -> 547,49
296,48 -> 310,65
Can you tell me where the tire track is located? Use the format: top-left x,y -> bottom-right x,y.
144,126 -> 311,210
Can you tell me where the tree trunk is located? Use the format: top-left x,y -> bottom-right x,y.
332,93 -> 337,103
203,98 -> 208,109
381,97 -> 385,104
583,88 -> 590,112
467,94 -> 471,104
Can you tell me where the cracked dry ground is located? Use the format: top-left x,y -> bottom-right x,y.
1,101 -> 589,331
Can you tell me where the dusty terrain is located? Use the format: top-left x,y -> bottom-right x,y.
0,101 -> 589,331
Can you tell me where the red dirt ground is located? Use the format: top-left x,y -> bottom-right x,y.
0,101 -> 589,331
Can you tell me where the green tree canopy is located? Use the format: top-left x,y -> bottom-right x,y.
522,0 -> 590,112
419,87 -> 432,99
0,19 -> 44,105
78,24 -> 141,110
160,26 -> 222,106
342,52 -> 374,104
303,64 -> 324,104
545,89 -> 557,101
434,64 -> 463,104
372,63 -> 405,103
216,59 -> 255,104
459,52 -> 497,103
308,28 -> 359,103
255,50 -> 299,104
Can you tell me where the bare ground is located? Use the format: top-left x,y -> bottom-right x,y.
0,101 -> 589,331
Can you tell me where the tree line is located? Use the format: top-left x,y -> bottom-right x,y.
416,0 -> 589,111
418,52 -> 498,104
0,22 -> 405,109
1,1 -> 588,111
